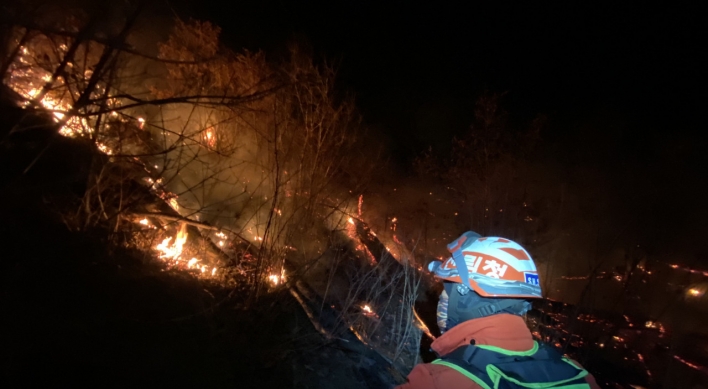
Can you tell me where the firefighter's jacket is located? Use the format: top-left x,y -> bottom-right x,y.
395,314 -> 601,389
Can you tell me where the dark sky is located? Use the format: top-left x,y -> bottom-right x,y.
172,1 -> 708,263
178,1 -> 705,159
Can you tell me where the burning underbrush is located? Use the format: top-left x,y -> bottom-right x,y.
0,11 -> 425,387
0,95 -> 403,388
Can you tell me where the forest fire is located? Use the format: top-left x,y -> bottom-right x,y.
3,38 -> 238,281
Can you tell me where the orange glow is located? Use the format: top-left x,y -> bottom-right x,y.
204,128 -> 217,148
687,288 -> 703,297
168,198 -> 180,211
673,355 -> 705,371
268,269 -> 286,286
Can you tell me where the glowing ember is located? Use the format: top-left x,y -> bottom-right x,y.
204,128 -> 216,148
268,269 -> 286,286
168,198 -> 180,211
673,355 -> 705,371
187,258 -> 199,268
687,288 -> 704,297
139,218 -> 149,225
413,308 -> 436,341
348,217 -> 354,225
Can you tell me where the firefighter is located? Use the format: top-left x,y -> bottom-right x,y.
395,231 -> 600,389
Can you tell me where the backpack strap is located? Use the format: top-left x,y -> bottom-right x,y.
432,342 -> 591,389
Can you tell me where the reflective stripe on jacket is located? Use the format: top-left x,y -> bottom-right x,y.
395,314 -> 600,389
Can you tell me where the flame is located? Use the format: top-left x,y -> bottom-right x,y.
345,213 -> 375,263
13,43 -> 228,282
268,268 -> 287,286
155,223 -> 188,260
360,304 -> 379,319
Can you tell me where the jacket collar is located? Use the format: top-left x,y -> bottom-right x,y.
431,313 -> 535,356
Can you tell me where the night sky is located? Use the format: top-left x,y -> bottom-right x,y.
179,1 -> 705,162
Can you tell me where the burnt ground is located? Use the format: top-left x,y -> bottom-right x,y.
0,101 -> 402,388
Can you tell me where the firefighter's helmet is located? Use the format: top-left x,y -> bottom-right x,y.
428,231 -> 542,299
